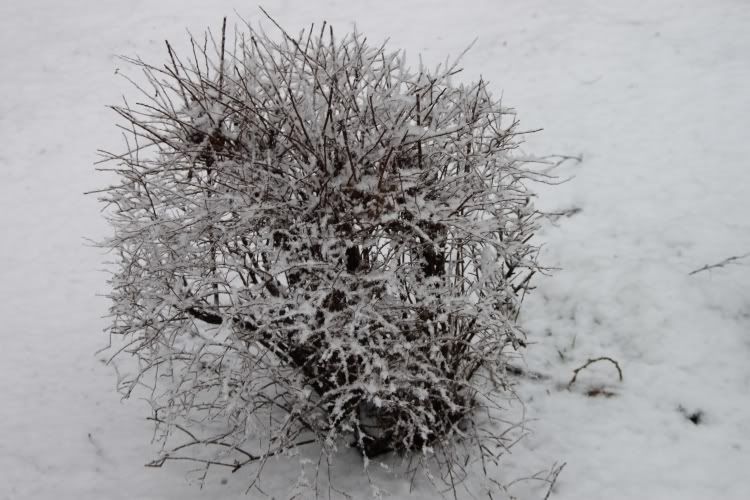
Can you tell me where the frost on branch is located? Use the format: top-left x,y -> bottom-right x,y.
97,16 -> 542,491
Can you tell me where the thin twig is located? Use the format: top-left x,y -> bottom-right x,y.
688,253 -> 750,276
218,17 -> 227,92
547,206 -> 582,222
542,462 -> 566,500
567,357 -> 623,389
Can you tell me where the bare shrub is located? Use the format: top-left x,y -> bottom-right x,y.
97,14 -> 542,495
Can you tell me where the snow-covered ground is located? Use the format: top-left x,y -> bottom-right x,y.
2,1 -> 749,498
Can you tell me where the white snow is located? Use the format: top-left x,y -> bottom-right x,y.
2,0 -> 749,499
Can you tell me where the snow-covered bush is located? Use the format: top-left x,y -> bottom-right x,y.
98,16 -> 541,492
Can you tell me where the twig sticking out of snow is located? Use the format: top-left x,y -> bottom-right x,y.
542,462 -> 566,500
567,357 -> 623,390
499,460 -> 567,499
143,415 -> 316,472
688,253 -> 750,275
547,206 -> 582,222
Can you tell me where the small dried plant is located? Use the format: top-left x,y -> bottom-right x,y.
97,12 -> 543,496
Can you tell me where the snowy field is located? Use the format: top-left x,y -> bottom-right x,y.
2,0 -> 749,498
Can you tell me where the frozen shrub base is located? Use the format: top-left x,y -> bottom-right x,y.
99,16 -> 541,490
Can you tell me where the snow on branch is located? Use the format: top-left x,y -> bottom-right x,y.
96,13 -> 545,496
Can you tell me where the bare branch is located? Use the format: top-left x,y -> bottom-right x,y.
688,252 -> 750,275
567,357 -> 623,390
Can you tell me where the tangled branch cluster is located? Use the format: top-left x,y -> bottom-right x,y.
99,15 -> 541,488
